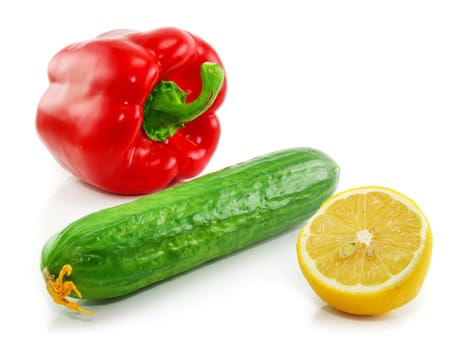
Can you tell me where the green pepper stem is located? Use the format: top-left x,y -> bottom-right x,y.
142,62 -> 225,142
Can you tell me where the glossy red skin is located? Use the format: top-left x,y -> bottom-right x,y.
36,28 -> 226,195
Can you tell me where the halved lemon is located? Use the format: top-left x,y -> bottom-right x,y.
296,186 -> 432,315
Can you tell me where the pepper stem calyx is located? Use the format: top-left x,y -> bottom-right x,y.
142,62 -> 224,142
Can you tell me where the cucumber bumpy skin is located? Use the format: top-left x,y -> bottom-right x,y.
41,147 -> 340,313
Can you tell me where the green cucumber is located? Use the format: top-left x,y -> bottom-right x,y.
41,148 -> 339,313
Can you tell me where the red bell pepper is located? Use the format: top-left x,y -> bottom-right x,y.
36,27 -> 226,195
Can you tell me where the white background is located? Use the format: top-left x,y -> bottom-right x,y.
1,0 -> 450,348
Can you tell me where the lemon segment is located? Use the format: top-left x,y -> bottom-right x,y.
296,186 -> 432,315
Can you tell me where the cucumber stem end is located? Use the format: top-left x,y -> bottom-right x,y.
43,264 -> 94,315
